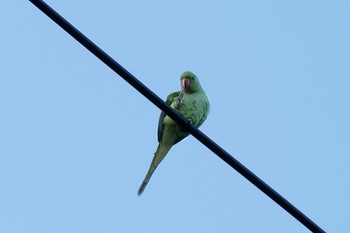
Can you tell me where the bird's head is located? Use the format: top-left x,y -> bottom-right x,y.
180,71 -> 203,93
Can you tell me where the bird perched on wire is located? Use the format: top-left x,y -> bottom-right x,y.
138,71 -> 210,196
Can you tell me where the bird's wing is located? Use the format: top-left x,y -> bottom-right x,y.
157,91 -> 181,143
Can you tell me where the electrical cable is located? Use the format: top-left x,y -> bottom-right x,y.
29,1 -> 326,232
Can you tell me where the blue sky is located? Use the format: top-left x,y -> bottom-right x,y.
1,1 -> 349,232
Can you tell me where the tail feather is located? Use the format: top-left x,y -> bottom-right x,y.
137,181 -> 148,196
137,143 -> 172,196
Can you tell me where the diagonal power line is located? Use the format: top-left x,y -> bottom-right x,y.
29,1 -> 325,232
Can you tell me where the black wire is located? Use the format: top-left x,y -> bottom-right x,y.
29,1 -> 326,232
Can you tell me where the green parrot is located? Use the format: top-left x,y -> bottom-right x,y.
137,71 -> 210,196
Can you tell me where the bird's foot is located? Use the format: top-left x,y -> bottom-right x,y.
174,91 -> 185,108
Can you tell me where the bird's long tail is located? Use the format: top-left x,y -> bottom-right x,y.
137,143 -> 172,196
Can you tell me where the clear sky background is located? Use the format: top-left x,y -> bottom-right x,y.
1,1 -> 349,232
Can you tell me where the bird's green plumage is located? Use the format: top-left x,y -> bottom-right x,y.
138,71 -> 210,196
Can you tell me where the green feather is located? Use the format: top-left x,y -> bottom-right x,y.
138,71 -> 210,196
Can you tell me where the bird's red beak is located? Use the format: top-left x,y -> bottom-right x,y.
182,78 -> 190,90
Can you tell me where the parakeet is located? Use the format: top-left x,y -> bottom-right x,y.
137,71 -> 210,196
